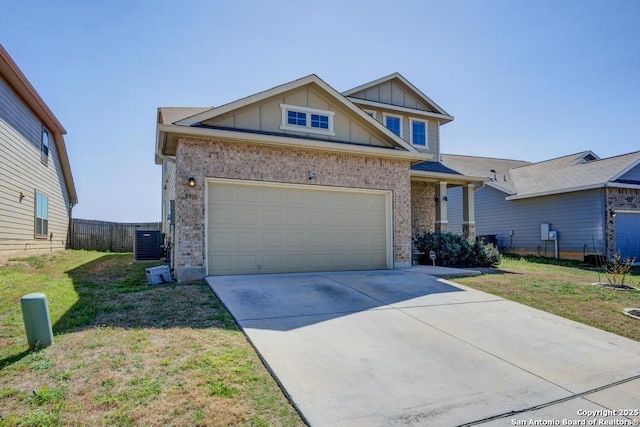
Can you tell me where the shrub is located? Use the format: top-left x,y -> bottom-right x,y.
413,232 -> 501,267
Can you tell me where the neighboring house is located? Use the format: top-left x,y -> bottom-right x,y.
0,45 -> 77,261
156,73 -> 485,281
445,151 -> 640,261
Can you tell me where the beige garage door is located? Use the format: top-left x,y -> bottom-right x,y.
207,180 -> 389,275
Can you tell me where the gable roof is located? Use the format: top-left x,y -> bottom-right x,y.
507,151 -> 640,200
158,107 -> 211,125
441,151 -> 640,200
410,159 -> 488,185
342,72 -> 453,122
441,154 -> 531,194
157,74 -> 433,163
0,44 -> 77,205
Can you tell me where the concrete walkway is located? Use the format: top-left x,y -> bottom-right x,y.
206,269 -> 640,426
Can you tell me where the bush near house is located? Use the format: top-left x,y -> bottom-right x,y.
413,232 -> 501,267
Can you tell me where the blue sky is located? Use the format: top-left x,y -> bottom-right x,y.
1,0 -> 639,222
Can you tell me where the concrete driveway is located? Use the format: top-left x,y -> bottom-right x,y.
206,269 -> 640,426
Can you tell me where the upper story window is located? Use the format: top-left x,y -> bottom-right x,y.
41,125 -> 49,165
35,191 -> 49,237
410,118 -> 427,146
383,113 -> 402,137
363,110 -> 377,119
280,104 -> 335,136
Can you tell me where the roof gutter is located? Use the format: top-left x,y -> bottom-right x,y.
157,124 -> 432,162
410,169 -> 487,184
505,183 -> 606,200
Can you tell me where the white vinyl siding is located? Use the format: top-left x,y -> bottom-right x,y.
207,180 -> 390,275
0,75 -> 71,255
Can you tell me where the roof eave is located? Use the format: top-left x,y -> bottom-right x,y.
342,72 -> 451,117
173,74 -> 420,154
0,44 -> 77,205
410,169 -> 487,185
348,98 -> 454,123
157,124 -> 431,161
505,183 -> 606,201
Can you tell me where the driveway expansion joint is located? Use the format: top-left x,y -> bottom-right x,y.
457,375 -> 640,426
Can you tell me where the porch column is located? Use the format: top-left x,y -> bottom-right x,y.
462,184 -> 476,240
435,181 -> 448,233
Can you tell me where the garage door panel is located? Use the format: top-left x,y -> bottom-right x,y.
210,255 -> 232,271
309,232 -> 327,247
262,254 -> 283,270
237,232 -> 257,247
237,187 -> 258,202
616,213 -> 640,260
286,211 -> 305,226
211,232 -> 232,247
263,232 -> 282,247
237,209 -> 258,225
208,182 -> 389,275
262,188 -> 283,205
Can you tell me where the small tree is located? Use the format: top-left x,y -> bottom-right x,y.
603,252 -> 636,287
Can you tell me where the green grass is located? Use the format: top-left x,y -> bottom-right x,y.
456,253 -> 640,341
0,250 -> 304,426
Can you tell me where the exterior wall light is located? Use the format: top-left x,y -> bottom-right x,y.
188,177 -> 196,187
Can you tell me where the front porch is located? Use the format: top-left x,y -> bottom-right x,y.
410,161 -> 487,241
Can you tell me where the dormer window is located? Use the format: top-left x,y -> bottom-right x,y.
280,104 -> 335,136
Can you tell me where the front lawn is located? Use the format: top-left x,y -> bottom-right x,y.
0,250 -> 303,426
455,254 -> 640,341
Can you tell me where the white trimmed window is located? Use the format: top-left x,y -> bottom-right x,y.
280,104 -> 335,136
41,125 -> 49,165
410,118 -> 428,146
35,191 -> 49,237
363,109 -> 377,119
382,113 -> 402,137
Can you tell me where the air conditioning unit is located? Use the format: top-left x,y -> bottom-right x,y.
134,230 -> 163,261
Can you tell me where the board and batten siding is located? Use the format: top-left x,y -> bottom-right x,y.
448,186 -> 606,257
201,85 -> 391,148
348,81 -> 433,112
0,75 -> 71,258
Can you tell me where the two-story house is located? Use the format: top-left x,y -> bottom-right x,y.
156,73 -> 485,281
0,44 -> 77,261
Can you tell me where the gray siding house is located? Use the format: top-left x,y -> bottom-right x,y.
445,151 -> 640,261
156,73 -> 485,281
0,45 -> 77,260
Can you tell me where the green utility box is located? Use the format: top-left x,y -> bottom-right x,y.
21,293 -> 54,349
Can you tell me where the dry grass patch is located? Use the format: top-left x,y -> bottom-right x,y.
0,250 -> 303,426
456,254 -> 640,341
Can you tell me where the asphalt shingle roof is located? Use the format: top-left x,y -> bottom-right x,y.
509,151 -> 640,197
440,151 -> 640,199
158,107 -> 211,125
441,154 -> 531,194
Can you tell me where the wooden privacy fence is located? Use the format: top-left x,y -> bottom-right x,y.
69,219 -> 162,252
